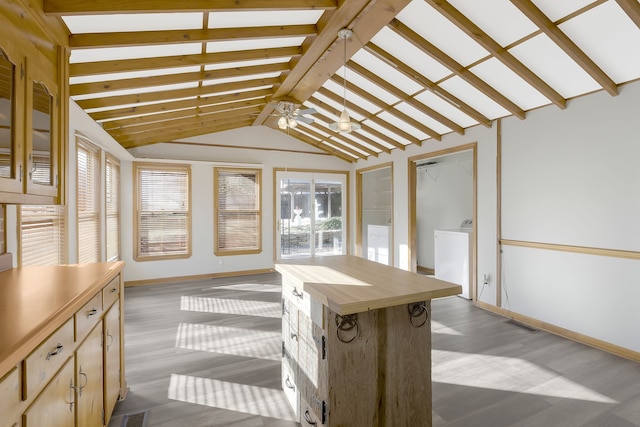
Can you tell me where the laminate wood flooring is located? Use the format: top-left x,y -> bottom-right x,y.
108,272 -> 640,427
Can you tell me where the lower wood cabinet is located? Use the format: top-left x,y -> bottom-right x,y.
23,357 -> 75,427
0,264 -> 125,427
75,323 -> 103,427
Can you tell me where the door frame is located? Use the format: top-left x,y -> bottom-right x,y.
408,143 -> 477,300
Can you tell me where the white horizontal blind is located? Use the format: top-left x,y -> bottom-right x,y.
215,168 -> 261,254
0,206 -> 5,253
19,205 -> 66,266
105,155 -> 120,262
77,139 -> 100,263
135,163 -> 190,259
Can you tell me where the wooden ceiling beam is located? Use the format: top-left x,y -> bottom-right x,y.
426,0 -> 566,109
305,114 -> 380,157
69,46 -> 301,77
346,60 -> 464,134
71,62 -> 289,96
388,18 -> 526,119
364,43 -> 491,128
284,128 -> 356,163
91,88 -> 273,121
76,76 -> 280,110
616,0 -> 640,29
103,98 -> 267,131
317,87 -> 417,148
293,125 -> 366,159
510,0 -> 618,96
112,106 -> 263,139
119,115 -> 253,147
44,0 -> 338,15
70,24 -> 318,49
308,95 -> 401,152
330,74 -> 440,141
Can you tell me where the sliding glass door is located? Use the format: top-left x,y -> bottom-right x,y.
276,171 -> 346,259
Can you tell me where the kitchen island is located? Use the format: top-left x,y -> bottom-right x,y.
275,255 -> 461,426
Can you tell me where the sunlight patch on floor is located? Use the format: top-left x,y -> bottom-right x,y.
168,374 -> 297,421
206,283 -> 282,293
431,320 -> 464,336
432,350 -> 617,403
180,295 -> 281,318
175,322 -> 281,360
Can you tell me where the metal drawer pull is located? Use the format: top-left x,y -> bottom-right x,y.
87,308 -> 98,317
46,343 -> 64,360
78,367 -> 88,397
68,379 -> 76,412
290,332 -> 298,341
110,287 -> 118,294
106,332 -> 114,350
285,376 -> 295,390
292,288 -> 303,299
303,410 -> 317,426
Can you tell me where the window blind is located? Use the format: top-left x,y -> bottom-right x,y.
215,168 -> 261,255
106,155 -> 120,262
135,163 -> 190,259
77,139 -> 100,263
19,205 -> 66,266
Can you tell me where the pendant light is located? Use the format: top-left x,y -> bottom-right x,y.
330,28 -> 360,133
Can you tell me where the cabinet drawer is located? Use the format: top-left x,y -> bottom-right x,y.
75,293 -> 103,342
0,366 -> 21,427
102,276 -> 120,310
281,358 -> 299,421
300,395 -> 325,426
24,318 -> 74,399
282,276 -> 324,328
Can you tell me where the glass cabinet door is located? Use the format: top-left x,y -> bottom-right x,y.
0,46 -> 24,194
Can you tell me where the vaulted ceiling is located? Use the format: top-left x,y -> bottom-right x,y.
46,0 -> 640,163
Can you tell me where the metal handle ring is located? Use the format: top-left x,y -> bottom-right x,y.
408,302 -> 429,328
335,313 -> 359,343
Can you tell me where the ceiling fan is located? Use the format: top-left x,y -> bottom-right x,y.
271,100 -> 318,130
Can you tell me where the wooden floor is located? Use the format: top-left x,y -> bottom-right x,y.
108,272 -> 640,427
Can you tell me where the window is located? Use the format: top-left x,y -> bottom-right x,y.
105,154 -> 120,261
134,162 -> 191,260
214,168 -> 261,255
77,137 -> 100,263
19,205 -> 66,266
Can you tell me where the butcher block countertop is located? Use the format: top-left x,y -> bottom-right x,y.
275,255 -> 461,315
0,261 -> 125,378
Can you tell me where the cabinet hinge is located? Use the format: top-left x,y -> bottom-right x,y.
322,400 -> 327,425
321,335 -> 326,360
281,298 -> 285,316
20,63 -> 24,79
281,341 -> 285,358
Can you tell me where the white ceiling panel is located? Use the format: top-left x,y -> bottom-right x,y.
351,50 -> 424,95
377,110 -> 431,140
559,1 -> 640,83
200,72 -> 283,87
322,80 -> 382,118
413,91 -> 479,128
509,34 -> 601,98
439,75 -> 512,120
63,13 -> 203,33
206,37 -> 306,53
70,43 -> 202,63
204,58 -> 290,71
448,0 -> 538,46
207,10 -> 323,28
471,58 -> 551,111
396,1 -> 489,66
69,66 -> 203,85
71,82 -> 200,101
394,102 -> 454,135
369,28 -> 452,83
532,0 -> 600,22
341,67 -> 400,105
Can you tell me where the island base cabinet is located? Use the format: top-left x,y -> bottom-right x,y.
23,357 -> 75,427
103,300 -> 121,426
75,323 -> 103,427
0,366 -> 21,427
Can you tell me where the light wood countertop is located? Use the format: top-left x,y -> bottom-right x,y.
0,262 -> 124,378
275,255 -> 461,315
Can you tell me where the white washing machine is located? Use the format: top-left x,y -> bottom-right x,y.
434,220 -> 472,299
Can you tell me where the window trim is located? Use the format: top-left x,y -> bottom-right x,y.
214,167 -> 262,256
133,162 -> 192,261
105,153 -> 120,262
76,135 -> 101,264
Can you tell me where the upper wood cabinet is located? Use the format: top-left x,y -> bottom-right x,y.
0,0 -> 68,204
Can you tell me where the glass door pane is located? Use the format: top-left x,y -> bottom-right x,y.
277,171 -> 346,260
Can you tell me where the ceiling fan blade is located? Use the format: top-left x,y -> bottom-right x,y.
296,108 -> 317,116
296,116 -> 314,124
